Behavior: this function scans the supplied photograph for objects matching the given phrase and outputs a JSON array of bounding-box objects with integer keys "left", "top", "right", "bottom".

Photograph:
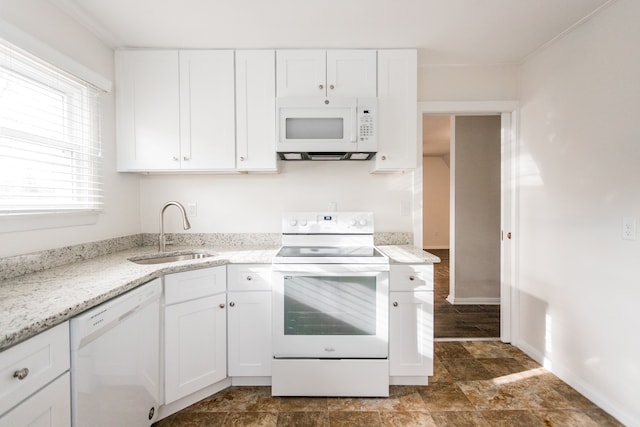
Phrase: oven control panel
[{"left": 282, "top": 211, "right": 374, "bottom": 234}]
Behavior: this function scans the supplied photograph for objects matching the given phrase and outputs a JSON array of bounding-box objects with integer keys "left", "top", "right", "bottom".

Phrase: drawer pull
[
  {"left": 229, "top": 302, "right": 235, "bottom": 307},
  {"left": 13, "top": 368, "right": 29, "bottom": 380},
  {"left": 246, "top": 275, "right": 252, "bottom": 281},
  {"left": 409, "top": 275, "right": 416, "bottom": 281},
  {"left": 219, "top": 303, "right": 225, "bottom": 309},
  {"left": 392, "top": 302, "right": 398, "bottom": 307}
]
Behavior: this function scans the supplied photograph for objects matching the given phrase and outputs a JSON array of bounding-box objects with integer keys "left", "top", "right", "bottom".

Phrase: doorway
[
  {"left": 423, "top": 114, "right": 501, "bottom": 338},
  {"left": 416, "top": 102, "right": 517, "bottom": 342}
]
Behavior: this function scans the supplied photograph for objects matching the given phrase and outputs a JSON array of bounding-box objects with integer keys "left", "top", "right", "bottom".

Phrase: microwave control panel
[{"left": 356, "top": 99, "right": 377, "bottom": 150}]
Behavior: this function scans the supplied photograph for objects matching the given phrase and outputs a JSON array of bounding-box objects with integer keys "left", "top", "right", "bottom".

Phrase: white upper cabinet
[
  {"left": 116, "top": 50, "right": 235, "bottom": 172},
  {"left": 179, "top": 50, "right": 236, "bottom": 170},
  {"left": 326, "top": 50, "right": 377, "bottom": 98},
  {"left": 235, "top": 50, "right": 278, "bottom": 171},
  {"left": 116, "top": 50, "right": 180, "bottom": 171},
  {"left": 276, "top": 50, "right": 376, "bottom": 98},
  {"left": 372, "top": 49, "right": 418, "bottom": 172}
]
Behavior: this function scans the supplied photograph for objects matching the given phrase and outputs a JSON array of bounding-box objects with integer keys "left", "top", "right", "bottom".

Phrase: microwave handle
[{"left": 351, "top": 106, "right": 358, "bottom": 142}]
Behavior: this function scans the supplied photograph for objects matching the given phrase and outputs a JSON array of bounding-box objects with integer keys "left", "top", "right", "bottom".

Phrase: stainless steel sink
[{"left": 129, "top": 252, "right": 213, "bottom": 265}]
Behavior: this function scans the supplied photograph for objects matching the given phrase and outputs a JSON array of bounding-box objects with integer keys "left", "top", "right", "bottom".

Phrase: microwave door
[{"left": 276, "top": 98, "right": 359, "bottom": 152}]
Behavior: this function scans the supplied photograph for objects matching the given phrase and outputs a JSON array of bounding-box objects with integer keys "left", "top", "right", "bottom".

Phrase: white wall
[
  {"left": 139, "top": 162, "right": 415, "bottom": 235},
  {"left": 517, "top": 0, "right": 640, "bottom": 424},
  {"left": 418, "top": 64, "right": 519, "bottom": 102},
  {"left": 422, "top": 156, "right": 450, "bottom": 248},
  {"left": 0, "top": 0, "right": 140, "bottom": 258}
]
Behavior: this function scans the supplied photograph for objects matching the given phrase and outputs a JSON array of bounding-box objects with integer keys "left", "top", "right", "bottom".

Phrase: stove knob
[
  {"left": 300, "top": 220, "right": 308, "bottom": 226},
  {"left": 289, "top": 219, "right": 298, "bottom": 226},
  {"left": 349, "top": 219, "right": 357, "bottom": 226},
  {"left": 359, "top": 219, "right": 368, "bottom": 226}
]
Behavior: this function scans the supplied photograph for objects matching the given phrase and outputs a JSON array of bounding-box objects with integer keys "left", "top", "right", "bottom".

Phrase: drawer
[
  {"left": 390, "top": 265, "right": 434, "bottom": 291},
  {"left": 227, "top": 264, "right": 271, "bottom": 291},
  {"left": 165, "top": 265, "right": 226, "bottom": 305},
  {"left": 0, "top": 322, "right": 70, "bottom": 416}
]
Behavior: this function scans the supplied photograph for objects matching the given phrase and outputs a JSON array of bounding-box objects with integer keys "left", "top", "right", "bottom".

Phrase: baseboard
[
  {"left": 514, "top": 339, "right": 635, "bottom": 426},
  {"left": 446, "top": 295, "right": 500, "bottom": 305},
  {"left": 390, "top": 376, "right": 428, "bottom": 385},
  {"left": 231, "top": 376, "right": 271, "bottom": 386}
]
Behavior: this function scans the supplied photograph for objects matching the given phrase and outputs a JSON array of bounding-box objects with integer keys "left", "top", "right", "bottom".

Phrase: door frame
[{"left": 415, "top": 101, "right": 518, "bottom": 343}]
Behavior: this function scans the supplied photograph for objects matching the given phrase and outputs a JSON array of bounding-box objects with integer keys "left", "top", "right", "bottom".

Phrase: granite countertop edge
[{"left": 1, "top": 244, "right": 438, "bottom": 352}]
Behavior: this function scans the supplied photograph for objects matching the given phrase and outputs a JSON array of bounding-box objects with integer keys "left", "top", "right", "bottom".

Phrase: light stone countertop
[
  {"left": 0, "top": 245, "right": 278, "bottom": 352},
  {"left": 0, "top": 244, "right": 438, "bottom": 352},
  {"left": 377, "top": 245, "right": 441, "bottom": 264}
]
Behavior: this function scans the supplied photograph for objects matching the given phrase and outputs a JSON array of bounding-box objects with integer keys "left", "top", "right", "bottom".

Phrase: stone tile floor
[
  {"left": 428, "top": 249, "right": 501, "bottom": 339},
  {"left": 154, "top": 341, "right": 622, "bottom": 426}
]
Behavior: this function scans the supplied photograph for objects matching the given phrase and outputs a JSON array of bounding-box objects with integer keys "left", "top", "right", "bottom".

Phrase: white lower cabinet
[
  {"left": 0, "top": 372, "right": 70, "bottom": 427},
  {"left": 164, "top": 266, "right": 227, "bottom": 404},
  {"left": 389, "top": 265, "right": 434, "bottom": 384},
  {"left": 0, "top": 322, "right": 70, "bottom": 427},
  {"left": 227, "top": 264, "right": 271, "bottom": 380}
]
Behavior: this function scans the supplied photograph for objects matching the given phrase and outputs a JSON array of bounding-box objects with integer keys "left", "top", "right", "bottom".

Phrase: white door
[
  {"left": 374, "top": 50, "right": 418, "bottom": 171},
  {"left": 0, "top": 373, "right": 70, "bottom": 427},
  {"left": 389, "top": 291, "right": 434, "bottom": 377},
  {"left": 327, "top": 50, "right": 377, "bottom": 98},
  {"left": 276, "top": 50, "right": 326, "bottom": 97},
  {"left": 235, "top": 50, "right": 277, "bottom": 171},
  {"left": 116, "top": 50, "right": 180, "bottom": 171},
  {"left": 227, "top": 292, "right": 272, "bottom": 377},
  {"left": 164, "top": 293, "right": 227, "bottom": 403},
  {"left": 179, "top": 50, "right": 236, "bottom": 170}
]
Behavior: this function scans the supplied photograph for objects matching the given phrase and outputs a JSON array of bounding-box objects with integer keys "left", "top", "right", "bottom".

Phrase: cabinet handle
[
  {"left": 392, "top": 302, "right": 398, "bottom": 307},
  {"left": 183, "top": 156, "right": 190, "bottom": 161},
  {"left": 229, "top": 302, "right": 235, "bottom": 307},
  {"left": 246, "top": 275, "right": 252, "bottom": 281},
  {"left": 318, "top": 84, "right": 324, "bottom": 90},
  {"left": 329, "top": 84, "right": 335, "bottom": 90},
  {"left": 239, "top": 156, "right": 245, "bottom": 161},
  {"left": 172, "top": 156, "right": 179, "bottom": 161},
  {"left": 219, "top": 303, "right": 225, "bottom": 309},
  {"left": 13, "top": 368, "right": 29, "bottom": 380},
  {"left": 381, "top": 155, "right": 386, "bottom": 160},
  {"left": 409, "top": 275, "right": 415, "bottom": 281}
]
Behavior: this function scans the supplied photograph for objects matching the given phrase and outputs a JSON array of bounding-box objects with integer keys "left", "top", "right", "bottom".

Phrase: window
[{"left": 0, "top": 38, "right": 102, "bottom": 215}]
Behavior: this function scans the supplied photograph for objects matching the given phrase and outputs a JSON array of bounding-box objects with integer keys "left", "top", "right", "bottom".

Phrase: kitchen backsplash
[{"left": 0, "top": 232, "right": 413, "bottom": 282}]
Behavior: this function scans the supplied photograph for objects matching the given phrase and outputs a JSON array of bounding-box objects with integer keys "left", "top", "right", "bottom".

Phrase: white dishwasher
[{"left": 70, "top": 278, "right": 161, "bottom": 427}]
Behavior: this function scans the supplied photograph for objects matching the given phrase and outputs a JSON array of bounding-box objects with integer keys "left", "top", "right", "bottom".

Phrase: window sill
[{"left": 0, "top": 211, "right": 100, "bottom": 233}]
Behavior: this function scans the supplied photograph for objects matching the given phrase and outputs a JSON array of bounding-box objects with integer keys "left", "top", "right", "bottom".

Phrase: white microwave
[{"left": 276, "top": 97, "right": 377, "bottom": 160}]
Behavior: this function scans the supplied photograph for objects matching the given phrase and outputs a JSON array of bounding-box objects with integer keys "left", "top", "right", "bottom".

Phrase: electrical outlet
[
  {"left": 622, "top": 217, "right": 636, "bottom": 241},
  {"left": 188, "top": 203, "right": 197, "bottom": 218}
]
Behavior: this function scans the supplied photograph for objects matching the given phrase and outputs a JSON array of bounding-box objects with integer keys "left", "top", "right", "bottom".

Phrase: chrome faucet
[{"left": 159, "top": 201, "right": 191, "bottom": 252}]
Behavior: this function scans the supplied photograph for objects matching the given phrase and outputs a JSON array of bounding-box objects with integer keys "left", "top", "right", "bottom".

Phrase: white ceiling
[{"left": 52, "top": 0, "right": 613, "bottom": 65}]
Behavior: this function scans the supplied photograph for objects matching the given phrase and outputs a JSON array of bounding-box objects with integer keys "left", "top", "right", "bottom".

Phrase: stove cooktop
[{"left": 273, "top": 246, "right": 388, "bottom": 264}]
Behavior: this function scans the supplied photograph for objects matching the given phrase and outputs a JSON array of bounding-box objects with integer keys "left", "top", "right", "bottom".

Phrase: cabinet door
[
  {"left": 179, "top": 50, "right": 236, "bottom": 170},
  {"left": 327, "top": 50, "right": 376, "bottom": 97},
  {"left": 372, "top": 50, "right": 417, "bottom": 172},
  {"left": 227, "top": 292, "right": 272, "bottom": 377},
  {"left": 389, "top": 291, "right": 433, "bottom": 377},
  {"left": 0, "top": 372, "right": 70, "bottom": 427},
  {"left": 164, "top": 293, "right": 227, "bottom": 404},
  {"left": 276, "top": 50, "right": 326, "bottom": 97},
  {"left": 235, "top": 50, "right": 278, "bottom": 171},
  {"left": 116, "top": 50, "right": 180, "bottom": 171}
]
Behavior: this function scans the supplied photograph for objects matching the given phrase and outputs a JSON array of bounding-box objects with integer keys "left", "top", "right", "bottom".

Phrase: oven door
[{"left": 272, "top": 264, "right": 389, "bottom": 359}]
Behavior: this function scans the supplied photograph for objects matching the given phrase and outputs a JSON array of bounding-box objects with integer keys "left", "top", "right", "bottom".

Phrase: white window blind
[{"left": 0, "top": 38, "right": 102, "bottom": 215}]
